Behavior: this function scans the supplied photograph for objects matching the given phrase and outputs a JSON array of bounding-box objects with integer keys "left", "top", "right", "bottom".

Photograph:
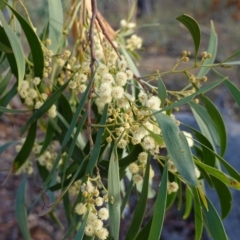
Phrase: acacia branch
[{"left": 96, "top": 14, "right": 122, "bottom": 60}]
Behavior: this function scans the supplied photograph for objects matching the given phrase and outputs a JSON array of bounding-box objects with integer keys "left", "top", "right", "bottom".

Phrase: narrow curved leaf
[
  {"left": 0, "top": 12, "right": 25, "bottom": 87},
  {"left": 221, "top": 48, "right": 240, "bottom": 63},
  {"left": 154, "top": 112, "right": 198, "bottom": 186},
  {"left": 158, "top": 75, "right": 167, "bottom": 107},
  {"left": 200, "top": 95, "right": 227, "bottom": 156},
  {"left": 0, "top": 70, "right": 11, "bottom": 96},
  {"left": 193, "top": 135, "right": 240, "bottom": 182},
  {"left": 189, "top": 101, "right": 219, "bottom": 149},
  {"left": 197, "top": 21, "right": 218, "bottom": 78},
  {"left": 176, "top": 14, "right": 201, "bottom": 62},
  {"left": 223, "top": 60, "right": 240, "bottom": 65},
  {"left": 0, "top": 106, "right": 30, "bottom": 114},
  {"left": 224, "top": 79, "right": 240, "bottom": 108},
  {"left": 195, "top": 160, "right": 240, "bottom": 189},
  {"left": 38, "top": 121, "right": 55, "bottom": 156},
  {"left": 211, "top": 176, "right": 232, "bottom": 219},
  {"left": 0, "top": 83, "right": 17, "bottom": 117},
  {"left": 203, "top": 197, "right": 228, "bottom": 240},
  {"left": 166, "top": 191, "right": 177, "bottom": 210},
  {"left": 148, "top": 160, "right": 168, "bottom": 240},
  {"left": 191, "top": 187, "right": 203, "bottom": 240},
  {"left": 48, "top": 0, "right": 63, "bottom": 54},
  {"left": 125, "top": 158, "right": 150, "bottom": 240},
  {"left": 119, "top": 144, "right": 142, "bottom": 167},
  {"left": 6, "top": 4, "right": 44, "bottom": 78},
  {"left": 86, "top": 104, "right": 108, "bottom": 175},
  {"left": 108, "top": 148, "right": 121, "bottom": 240},
  {"left": 121, "top": 180, "right": 133, "bottom": 214},
  {"left": 74, "top": 213, "right": 89, "bottom": 240},
  {"left": 0, "top": 41, "right": 12, "bottom": 53},
  {"left": 16, "top": 175, "right": 31, "bottom": 240},
  {"left": 183, "top": 187, "right": 193, "bottom": 219},
  {"left": 12, "top": 121, "right": 37, "bottom": 173},
  {"left": 135, "top": 218, "right": 152, "bottom": 240},
  {"left": 188, "top": 125, "right": 216, "bottom": 167}
]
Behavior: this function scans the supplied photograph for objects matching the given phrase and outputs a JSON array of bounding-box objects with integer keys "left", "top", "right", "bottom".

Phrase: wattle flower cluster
[{"left": 75, "top": 180, "right": 109, "bottom": 240}]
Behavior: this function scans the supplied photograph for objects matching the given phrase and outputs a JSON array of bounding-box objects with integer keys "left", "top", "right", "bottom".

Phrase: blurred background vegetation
[{"left": 19, "top": 0, "right": 240, "bottom": 89}]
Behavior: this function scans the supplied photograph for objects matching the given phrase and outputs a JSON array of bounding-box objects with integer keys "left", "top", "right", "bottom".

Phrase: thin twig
[
  {"left": 96, "top": 14, "right": 122, "bottom": 60},
  {"left": 88, "top": 0, "right": 97, "bottom": 152},
  {"left": 133, "top": 73, "right": 152, "bottom": 93}
]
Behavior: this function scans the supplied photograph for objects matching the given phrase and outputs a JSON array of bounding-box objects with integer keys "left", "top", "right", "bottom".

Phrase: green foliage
[{"left": 1, "top": 2, "right": 240, "bottom": 240}]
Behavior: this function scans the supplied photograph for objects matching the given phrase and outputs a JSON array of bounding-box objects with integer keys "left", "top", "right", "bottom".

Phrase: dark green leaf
[
  {"left": 0, "top": 80, "right": 17, "bottom": 118},
  {"left": 211, "top": 176, "right": 232, "bottom": 219},
  {"left": 37, "top": 163, "right": 49, "bottom": 182},
  {"left": 49, "top": 211, "right": 64, "bottom": 230},
  {"left": 200, "top": 95, "right": 227, "bottom": 156},
  {"left": 58, "top": 94, "right": 73, "bottom": 124},
  {"left": 191, "top": 187, "right": 203, "bottom": 240},
  {"left": 189, "top": 101, "right": 219, "bottom": 149},
  {"left": 108, "top": 148, "right": 121, "bottom": 240},
  {"left": 125, "top": 158, "right": 150, "bottom": 240},
  {"left": 192, "top": 130, "right": 240, "bottom": 182},
  {"left": 63, "top": 192, "right": 72, "bottom": 227},
  {"left": 38, "top": 121, "right": 55, "bottom": 156},
  {"left": 121, "top": 180, "right": 133, "bottom": 214},
  {"left": 195, "top": 160, "right": 240, "bottom": 190},
  {"left": 197, "top": 21, "right": 218, "bottom": 78},
  {"left": 176, "top": 14, "right": 201, "bottom": 62},
  {"left": 166, "top": 191, "right": 177, "bottom": 210},
  {"left": 74, "top": 213, "right": 89, "bottom": 240},
  {"left": 224, "top": 79, "right": 240, "bottom": 108},
  {"left": 16, "top": 175, "right": 31, "bottom": 240},
  {"left": 0, "top": 27, "right": 18, "bottom": 77},
  {"left": 148, "top": 160, "right": 168, "bottom": 240},
  {"left": 183, "top": 187, "right": 193, "bottom": 219},
  {"left": 0, "top": 12, "right": 25, "bottom": 86},
  {"left": 0, "top": 70, "right": 11, "bottom": 96},
  {"left": 12, "top": 121, "right": 37, "bottom": 173},
  {"left": 187, "top": 125, "right": 216, "bottom": 167},
  {"left": 154, "top": 112, "right": 198, "bottom": 186},
  {"left": 59, "top": 110, "right": 87, "bottom": 188},
  {"left": 6, "top": 4, "right": 44, "bottom": 78},
  {"left": 158, "top": 75, "right": 167, "bottom": 107},
  {"left": 135, "top": 218, "right": 152, "bottom": 240},
  {"left": 0, "top": 41, "right": 12, "bottom": 53},
  {"left": 119, "top": 144, "right": 143, "bottom": 167},
  {"left": 177, "top": 179, "right": 183, "bottom": 210},
  {"left": 0, "top": 0, "right": 8, "bottom": 9},
  {"left": 203, "top": 197, "right": 228, "bottom": 240},
  {"left": 86, "top": 105, "right": 108, "bottom": 175}
]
